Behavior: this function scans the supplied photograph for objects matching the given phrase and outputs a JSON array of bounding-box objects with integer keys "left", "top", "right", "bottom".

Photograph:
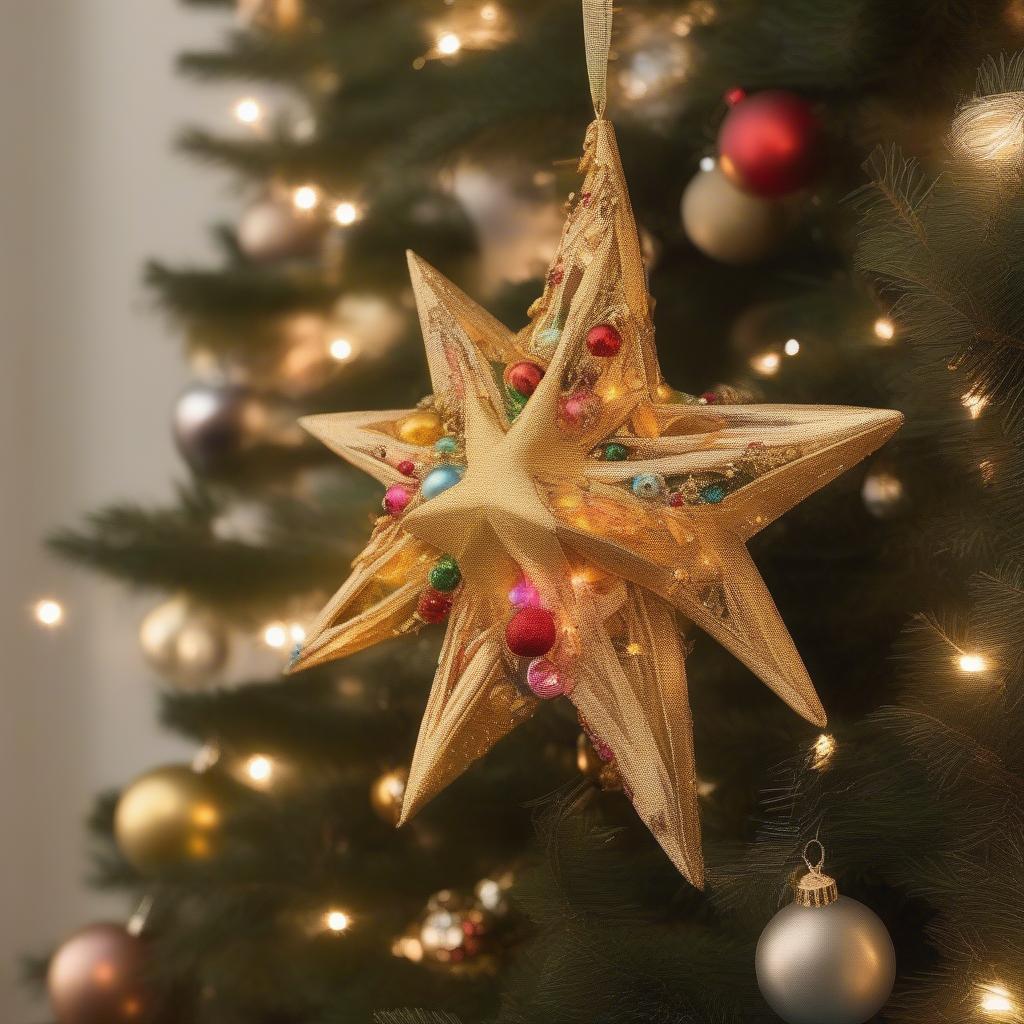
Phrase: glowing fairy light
[
  {"left": 292, "top": 184, "right": 320, "bottom": 211},
  {"left": 244, "top": 754, "right": 274, "bottom": 785},
  {"left": 332, "top": 201, "right": 359, "bottom": 226},
  {"left": 811, "top": 733, "right": 836, "bottom": 769},
  {"left": 958, "top": 652, "right": 987, "bottom": 673},
  {"left": 232, "top": 97, "right": 263, "bottom": 126},
  {"left": 699, "top": 155, "right": 715, "bottom": 172},
  {"left": 962, "top": 389, "right": 989, "bottom": 419},
  {"left": 324, "top": 909, "right": 351, "bottom": 933},
  {"left": 480, "top": 2, "right": 499, "bottom": 20},
  {"left": 784, "top": 338, "right": 801, "bottom": 356},
  {"left": 873, "top": 317, "right": 896, "bottom": 343},
  {"left": 34, "top": 598, "right": 65, "bottom": 628},
  {"left": 952, "top": 94, "right": 1024, "bottom": 163},
  {"left": 263, "top": 622, "right": 288, "bottom": 648},
  {"left": 751, "top": 351, "right": 781, "bottom": 376},
  {"left": 437, "top": 31, "right": 462, "bottom": 55},
  {"left": 329, "top": 337, "right": 353, "bottom": 361},
  {"left": 289, "top": 623, "right": 306, "bottom": 643},
  {"left": 979, "top": 982, "right": 1014, "bottom": 1015}
]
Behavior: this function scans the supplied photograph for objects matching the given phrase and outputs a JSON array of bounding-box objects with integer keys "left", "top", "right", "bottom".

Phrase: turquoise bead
[
  {"left": 701, "top": 483, "right": 726, "bottom": 504},
  {"left": 422, "top": 464, "right": 464, "bottom": 500},
  {"left": 434, "top": 436, "right": 459, "bottom": 455},
  {"left": 631, "top": 474, "right": 663, "bottom": 499},
  {"left": 537, "top": 327, "right": 562, "bottom": 347}
]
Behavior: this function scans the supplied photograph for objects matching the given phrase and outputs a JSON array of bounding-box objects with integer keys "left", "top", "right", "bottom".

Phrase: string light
[
  {"left": 784, "top": 338, "right": 801, "bottom": 356},
  {"left": 751, "top": 351, "right": 781, "bottom": 376},
  {"left": 962, "top": 388, "right": 989, "bottom": 419},
  {"left": 289, "top": 623, "right": 306, "bottom": 644},
  {"left": 264, "top": 622, "right": 288, "bottom": 648},
  {"left": 292, "top": 184, "right": 320, "bottom": 211},
  {"left": 958, "top": 652, "right": 987, "bottom": 673},
  {"left": 34, "top": 598, "right": 64, "bottom": 628},
  {"left": 873, "top": 317, "right": 896, "bottom": 343},
  {"left": 244, "top": 754, "right": 274, "bottom": 785},
  {"left": 811, "top": 733, "right": 836, "bottom": 770},
  {"left": 323, "top": 909, "right": 351, "bottom": 933},
  {"left": 979, "top": 982, "right": 1015, "bottom": 1015},
  {"left": 437, "top": 31, "right": 462, "bottom": 55},
  {"left": 232, "top": 97, "right": 263, "bottom": 126},
  {"left": 332, "top": 201, "right": 359, "bottom": 226}
]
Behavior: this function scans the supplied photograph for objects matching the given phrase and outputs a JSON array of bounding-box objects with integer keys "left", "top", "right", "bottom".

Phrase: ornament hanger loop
[
  {"left": 803, "top": 839, "right": 827, "bottom": 875},
  {"left": 582, "top": 0, "right": 613, "bottom": 119}
]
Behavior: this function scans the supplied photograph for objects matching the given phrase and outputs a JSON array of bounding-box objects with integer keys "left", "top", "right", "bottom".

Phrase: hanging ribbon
[{"left": 582, "top": 0, "right": 613, "bottom": 118}]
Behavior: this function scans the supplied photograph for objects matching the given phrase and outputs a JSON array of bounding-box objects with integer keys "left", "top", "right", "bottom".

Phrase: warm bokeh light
[
  {"left": 244, "top": 754, "right": 274, "bottom": 784},
  {"left": 263, "top": 622, "right": 288, "bottom": 648},
  {"left": 437, "top": 31, "right": 462, "bottom": 55},
  {"left": 292, "top": 184, "right": 320, "bottom": 211},
  {"left": 698, "top": 155, "right": 715, "bottom": 172},
  {"left": 873, "top": 317, "right": 896, "bottom": 342},
  {"left": 233, "top": 97, "right": 263, "bottom": 125},
  {"left": 962, "top": 389, "right": 989, "bottom": 419},
  {"left": 979, "top": 982, "right": 1014, "bottom": 1015},
  {"left": 329, "top": 337, "right": 354, "bottom": 361},
  {"left": 332, "top": 201, "right": 359, "bottom": 226},
  {"left": 958, "top": 653, "right": 987, "bottom": 673},
  {"left": 751, "top": 351, "right": 781, "bottom": 376},
  {"left": 480, "top": 2, "right": 499, "bottom": 21},
  {"left": 811, "top": 733, "right": 836, "bottom": 769},
  {"left": 34, "top": 598, "right": 64, "bottom": 628},
  {"left": 289, "top": 622, "right": 306, "bottom": 643},
  {"left": 324, "top": 909, "right": 351, "bottom": 933},
  {"left": 784, "top": 338, "right": 800, "bottom": 356}
]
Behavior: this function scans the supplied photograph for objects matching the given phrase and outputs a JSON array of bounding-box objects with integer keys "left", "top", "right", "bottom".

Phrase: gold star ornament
[{"left": 289, "top": 117, "right": 902, "bottom": 887}]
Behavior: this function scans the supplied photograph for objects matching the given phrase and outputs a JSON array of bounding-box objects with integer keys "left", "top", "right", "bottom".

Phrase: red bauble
[
  {"left": 396, "top": 459, "right": 417, "bottom": 477},
  {"left": 506, "top": 607, "right": 557, "bottom": 658},
  {"left": 47, "top": 923, "right": 148, "bottom": 1024},
  {"left": 417, "top": 587, "right": 453, "bottom": 624},
  {"left": 504, "top": 360, "right": 545, "bottom": 398},
  {"left": 718, "top": 91, "right": 820, "bottom": 198},
  {"left": 585, "top": 323, "right": 623, "bottom": 357}
]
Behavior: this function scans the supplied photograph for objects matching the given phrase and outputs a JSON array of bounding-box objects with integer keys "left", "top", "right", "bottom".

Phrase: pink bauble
[
  {"left": 508, "top": 576, "right": 542, "bottom": 609},
  {"left": 558, "top": 388, "right": 602, "bottom": 430},
  {"left": 526, "top": 658, "right": 565, "bottom": 699},
  {"left": 504, "top": 360, "right": 545, "bottom": 398},
  {"left": 506, "top": 607, "right": 557, "bottom": 658},
  {"left": 384, "top": 484, "right": 412, "bottom": 516}
]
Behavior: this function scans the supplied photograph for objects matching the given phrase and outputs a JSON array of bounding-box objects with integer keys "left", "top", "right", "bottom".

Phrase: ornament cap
[{"left": 793, "top": 840, "right": 839, "bottom": 907}]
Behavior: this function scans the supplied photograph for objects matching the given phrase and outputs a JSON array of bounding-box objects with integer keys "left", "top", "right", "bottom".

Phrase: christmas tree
[{"left": 35, "top": 2, "right": 1024, "bottom": 1023}]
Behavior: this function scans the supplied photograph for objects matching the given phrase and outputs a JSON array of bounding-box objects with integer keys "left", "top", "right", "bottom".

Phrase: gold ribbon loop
[{"left": 582, "top": 0, "right": 613, "bottom": 118}]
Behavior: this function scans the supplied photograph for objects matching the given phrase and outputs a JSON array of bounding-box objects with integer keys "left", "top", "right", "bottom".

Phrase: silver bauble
[
  {"left": 681, "top": 165, "right": 790, "bottom": 265},
  {"left": 172, "top": 381, "right": 265, "bottom": 474},
  {"left": 237, "top": 194, "right": 321, "bottom": 262},
  {"left": 139, "top": 595, "right": 230, "bottom": 688},
  {"left": 756, "top": 859, "right": 895, "bottom": 1024}
]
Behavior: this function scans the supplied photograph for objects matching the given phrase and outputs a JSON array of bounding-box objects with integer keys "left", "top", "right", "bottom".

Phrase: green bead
[
  {"left": 434, "top": 436, "right": 459, "bottom": 455},
  {"left": 505, "top": 387, "right": 529, "bottom": 421},
  {"left": 428, "top": 557, "right": 462, "bottom": 593},
  {"left": 603, "top": 442, "right": 629, "bottom": 461}
]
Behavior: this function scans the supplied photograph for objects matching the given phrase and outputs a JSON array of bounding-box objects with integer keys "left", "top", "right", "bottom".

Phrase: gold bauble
[
  {"left": 114, "top": 765, "right": 225, "bottom": 873},
  {"left": 139, "top": 596, "right": 229, "bottom": 689},
  {"left": 396, "top": 409, "right": 444, "bottom": 446},
  {"left": 369, "top": 767, "right": 408, "bottom": 826}
]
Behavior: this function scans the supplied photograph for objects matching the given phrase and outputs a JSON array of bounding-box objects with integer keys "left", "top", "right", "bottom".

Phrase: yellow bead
[
  {"left": 655, "top": 382, "right": 676, "bottom": 403},
  {"left": 397, "top": 409, "right": 444, "bottom": 446}
]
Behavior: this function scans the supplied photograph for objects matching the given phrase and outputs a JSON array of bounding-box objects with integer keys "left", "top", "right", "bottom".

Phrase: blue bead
[
  {"left": 537, "top": 327, "right": 562, "bottom": 347},
  {"left": 434, "top": 436, "right": 459, "bottom": 455},
  {"left": 701, "top": 484, "right": 726, "bottom": 504},
  {"left": 631, "top": 473, "right": 663, "bottom": 499},
  {"left": 422, "top": 464, "right": 465, "bottom": 500}
]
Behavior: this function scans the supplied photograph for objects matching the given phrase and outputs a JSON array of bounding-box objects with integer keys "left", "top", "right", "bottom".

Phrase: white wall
[{"left": 1, "top": 2, "right": 239, "bottom": 1017}]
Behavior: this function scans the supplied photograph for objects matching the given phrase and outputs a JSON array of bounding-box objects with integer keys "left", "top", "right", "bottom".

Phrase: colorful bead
[
  {"left": 508, "top": 576, "right": 542, "bottom": 609},
  {"left": 396, "top": 460, "right": 417, "bottom": 477},
  {"left": 669, "top": 492, "right": 686, "bottom": 508},
  {"left": 503, "top": 360, "right": 545, "bottom": 398},
  {"left": 547, "top": 265, "right": 564, "bottom": 286},
  {"left": 383, "top": 484, "right": 412, "bottom": 516},
  {"left": 505, "top": 387, "right": 529, "bottom": 421},
  {"left": 506, "top": 607, "right": 557, "bottom": 658},
  {"left": 602, "top": 442, "right": 629, "bottom": 461},
  {"left": 701, "top": 483, "right": 727, "bottom": 504},
  {"left": 434, "top": 436, "right": 459, "bottom": 455},
  {"left": 631, "top": 474, "right": 663, "bottom": 499},
  {"left": 428, "top": 557, "right": 462, "bottom": 593},
  {"left": 537, "top": 326, "right": 562, "bottom": 349},
  {"left": 526, "top": 658, "right": 565, "bottom": 699},
  {"left": 421, "top": 464, "right": 464, "bottom": 500},
  {"left": 417, "top": 587, "right": 453, "bottom": 624},
  {"left": 558, "top": 388, "right": 602, "bottom": 430},
  {"left": 701, "top": 390, "right": 718, "bottom": 405},
  {"left": 397, "top": 408, "right": 444, "bottom": 446},
  {"left": 585, "top": 323, "right": 623, "bottom": 357}
]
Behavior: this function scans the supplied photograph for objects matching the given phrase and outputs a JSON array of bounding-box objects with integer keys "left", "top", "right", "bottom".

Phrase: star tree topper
[{"left": 289, "top": 118, "right": 902, "bottom": 887}]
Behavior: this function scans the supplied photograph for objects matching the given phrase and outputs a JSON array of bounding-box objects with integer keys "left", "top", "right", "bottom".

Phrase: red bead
[
  {"left": 417, "top": 587, "right": 453, "bottom": 624},
  {"left": 503, "top": 360, "right": 545, "bottom": 398},
  {"left": 505, "top": 607, "right": 557, "bottom": 658},
  {"left": 547, "top": 264, "right": 564, "bottom": 286},
  {"left": 586, "top": 323, "right": 623, "bottom": 357},
  {"left": 718, "top": 91, "right": 820, "bottom": 198},
  {"left": 669, "top": 492, "right": 685, "bottom": 508},
  {"left": 396, "top": 460, "right": 416, "bottom": 477},
  {"left": 701, "top": 390, "right": 718, "bottom": 404}
]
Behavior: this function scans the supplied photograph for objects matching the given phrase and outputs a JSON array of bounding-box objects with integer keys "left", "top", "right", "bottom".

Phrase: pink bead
[
  {"left": 383, "top": 485, "right": 412, "bottom": 516},
  {"left": 526, "top": 658, "right": 565, "bottom": 699},
  {"left": 508, "top": 576, "right": 542, "bottom": 609},
  {"left": 557, "top": 389, "right": 602, "bottom": 430}
]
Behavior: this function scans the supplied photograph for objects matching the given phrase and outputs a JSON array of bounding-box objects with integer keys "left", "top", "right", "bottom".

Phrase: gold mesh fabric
[{"left": 289, "top": 117, "right": 902, "bottom": 887}]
